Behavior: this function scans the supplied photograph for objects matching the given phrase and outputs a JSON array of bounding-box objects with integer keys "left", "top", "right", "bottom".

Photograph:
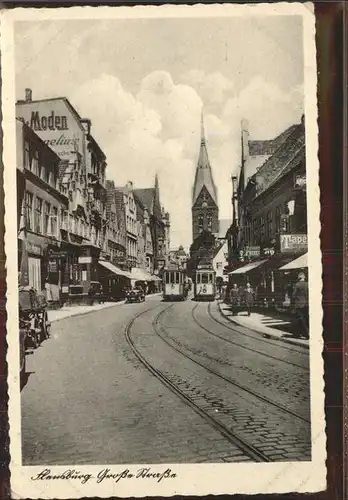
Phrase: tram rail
[
  {"left": 190, "top": 303, "right": 309, "bottom": 372},
  {"left": 124, "top": 305, "right": 271, "bottom": 463}
]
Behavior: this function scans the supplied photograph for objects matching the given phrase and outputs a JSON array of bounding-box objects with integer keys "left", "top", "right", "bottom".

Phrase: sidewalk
[
  {"left": 218, "top": 301, "right": 309, "bottom": 349},
  {"left": 47, "top": 293, "right": 163, "bottom": 323}
]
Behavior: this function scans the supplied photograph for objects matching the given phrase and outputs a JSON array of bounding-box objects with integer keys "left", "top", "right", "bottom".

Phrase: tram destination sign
[{"left": 280, "top": 234, "right": 307, "bottom": 253}]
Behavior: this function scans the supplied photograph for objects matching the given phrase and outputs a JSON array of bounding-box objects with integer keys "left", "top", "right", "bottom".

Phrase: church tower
[{"left": 191, "top": 113, "right": 219, "bottom": 243}]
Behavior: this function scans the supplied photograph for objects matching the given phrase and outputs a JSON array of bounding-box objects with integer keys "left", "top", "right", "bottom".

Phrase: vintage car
[
  {"left": 125, "top": 287, "right": 145, "bottom": 303},
  {"left": 19, "top": 286, "right": 50, "bottom": 349},
  {"left": 88, "top": 281, "right": 105, "bottom": 303}
]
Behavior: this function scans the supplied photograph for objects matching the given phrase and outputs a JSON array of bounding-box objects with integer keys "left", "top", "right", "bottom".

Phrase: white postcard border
[{"left": 2, "top": 3, "right": 326, "bottom": 498}]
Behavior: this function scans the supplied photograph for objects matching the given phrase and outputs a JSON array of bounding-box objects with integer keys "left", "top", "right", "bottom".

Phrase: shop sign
[
  {"left": 280, "top": 234, "right": 307, "bottom": 253},
  {"left": 244, "top": 246, "right": 260, "bottom": 258},
  {"left": 48, "top": 260, "right": 58, "bottom": 273},
  {"left": 17, "top": 99, "right": 84, "bottom": 160},
  {"left": 49, "top": 251, "right": 67, "bottom": 259},
  {"left": 263, "top": 247, "right": 275, "bottom": 256},
  {"left": 78, "top": 256, "right": 92, "bottom": 264},
  {"left": 26, "top": 241, "right": 42, "bottom": 256}
]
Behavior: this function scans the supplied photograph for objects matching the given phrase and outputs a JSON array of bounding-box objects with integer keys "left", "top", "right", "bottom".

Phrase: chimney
[{"left": 25, "top": 88, "right": 32, "bottom": 102}]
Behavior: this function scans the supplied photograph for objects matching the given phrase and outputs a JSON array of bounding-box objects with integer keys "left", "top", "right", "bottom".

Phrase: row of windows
[
  {"left": 25, "top": 191, "right": 59, "bottom": 237},
  {"left": 244, "top": 206, "right": 283, "bottom": 245},
  {"left": 126, "top": 215, "right": 137, "bottom": 235},
  {"left": 24, "top": 140, "right": 58, "bottom": 190},
  {"left": 198, "top": 214, "right": 213, "bottom": 229}
]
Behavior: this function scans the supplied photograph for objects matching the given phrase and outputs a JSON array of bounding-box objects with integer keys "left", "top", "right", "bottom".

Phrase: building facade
[
  {"left": 16, "top": 118, "right": 69, "bottom": 302},
  {"left": 134, "top": 174, "right": 170, "bottom": 275},
  {"left": 114, "top": 182, "right": 138, "bottom": 270},
  {"left": 105, "top": 180, "right": 127, "bottom": 267},
  {"left": 16, "top": 89, "right": 108, "bottom": 302},
  {"left": 191, "top": 115, "right": 219, "bottom": 244},
  {"left": 227, "top": 116, "right": 307, "bottom": 305}
]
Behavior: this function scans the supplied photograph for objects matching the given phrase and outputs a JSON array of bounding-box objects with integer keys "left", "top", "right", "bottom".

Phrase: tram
[
  {"left": 193, "top": 267, "right": 216, "bottom": 301},
  {"left": 163, "top": 266, "right": 189, "bottom": 301}
]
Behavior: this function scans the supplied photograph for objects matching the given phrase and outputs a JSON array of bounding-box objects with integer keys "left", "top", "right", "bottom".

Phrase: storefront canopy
[
  {"left": 228, "top": 259, "right": 269, "bottom": 275},
  {"left": 279, "top": 253, "right": 307, "bottom": 271},
  {"left": 131, "top": 267, "right": 153, "bottom": 282},
  {"left": 98, "top": 260, "right": 131, "bottom": 279}
]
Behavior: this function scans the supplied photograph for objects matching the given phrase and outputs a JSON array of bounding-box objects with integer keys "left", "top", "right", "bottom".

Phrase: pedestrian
[
  {"left": 229, "top": 283, "right": 239, "bottom": 315},
  {"left": 244, "top": 282, "right": 255, "bottom": 316},
  {"left": 292, "top": 272, "right": 309, "bottom": 339}
]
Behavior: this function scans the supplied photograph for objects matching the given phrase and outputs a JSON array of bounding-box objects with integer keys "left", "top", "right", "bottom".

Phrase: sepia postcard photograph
[{"left": 2, "top": 3, "right": 326, "bottom": 498}]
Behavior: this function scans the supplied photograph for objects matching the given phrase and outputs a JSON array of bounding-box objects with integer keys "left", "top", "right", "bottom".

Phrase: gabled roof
[
  {"left": 192, "top": 114, "right": 218, "bottom": 206},
  {"left": 134, "top": 188, "right": 155, "bottom": 214},
  {"left": 249, "top": 124, "right": 298, "bottom": 156}
]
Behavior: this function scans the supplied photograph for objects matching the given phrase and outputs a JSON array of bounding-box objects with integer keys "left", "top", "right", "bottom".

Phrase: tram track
[
  {"left": 155, "top": 306, "right": 310, "bottom": 424},
  {"left": 124, "top": 305, "right": 271, "bottom": 463},
  {"left": 190, "top": 302, "right": 308, "bottom": 372}
]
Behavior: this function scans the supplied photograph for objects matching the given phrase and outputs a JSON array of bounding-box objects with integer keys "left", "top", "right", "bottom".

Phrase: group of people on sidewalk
[{"left": 220, "top": 272, "right": 309, "bottom": 339}]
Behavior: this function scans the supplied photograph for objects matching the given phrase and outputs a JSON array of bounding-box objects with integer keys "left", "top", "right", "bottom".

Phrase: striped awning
[
  {"left": 228, "top": 259, "right": 268, "bottom": 275},
  {"left": 279, "top": 253, "right": 307, "bottom": 271},
  {"left": 98, "top": 260, "right": 131, "bottom": 278}
]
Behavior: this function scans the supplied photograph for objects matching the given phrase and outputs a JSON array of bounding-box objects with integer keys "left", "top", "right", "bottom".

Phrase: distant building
[
  {"left": 191, "top": 114, "right": 219, "bottom": 244},
  {"left": 114, "top": 181, "right": 138, "bottom": 270},
  {"left": 134, "top": 174, "right": 170, "bottom": 274},
  {"left": 105, "top": 180, "right": 127, "bottom": 267},
  {"left": 168, "top": 245, "right": 188, "bottom": 269}
]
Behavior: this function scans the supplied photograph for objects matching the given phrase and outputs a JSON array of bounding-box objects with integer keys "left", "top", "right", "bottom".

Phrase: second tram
[
  {"left": 163, "top": 267, "right": 189, "bottom": 301},
  {"left": 193, "top": 267, "right": 216, "bottom": 301}
]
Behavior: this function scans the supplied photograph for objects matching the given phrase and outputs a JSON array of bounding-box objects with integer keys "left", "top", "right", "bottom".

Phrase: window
[
  {"left": 260, "top": 216, "right": 265, "bottom": 239},
  {"left": 34, "top": 197, "right": 43, "bottom": 233},
  {"left": 207, "top": 216, "right": 212, "bottom": 230},
  {"left": 70, "top": 215, "right": 75, "bottom": 234},
  {"left": 51, "top": 207, "right": 58, "bottom": 237},
  {"left": 24, "top": 141, "right": 30, "bottom": 170},
  {"left": 45, "top": 165, "right": 50, "bottom": 184},
  {"left": 32, "top": 149, "right": 39, "bottom": 176},
  {"left": 198, "top": 214, "right": 204, "bottom": 227},
  {"left": 28, "top": 257, "right": 41, "bottom": 291},
  {"left": 202, "top": 273, "right": 209, "bottom": 284},
  {"left": 24, "top": 191, "right": 33, "bottom": 230},
  {"left": 267, "top": 211, "right": 273, "bottom": 237},
  {"left": 275, "top": 206, "right": 281, "bottom": 233},
  {"left": 44, "top": 202, "right": 51, "bottom": 235}
]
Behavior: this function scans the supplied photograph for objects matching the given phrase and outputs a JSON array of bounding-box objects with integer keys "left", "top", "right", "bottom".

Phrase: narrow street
[{"left": 21, "top": 294, "right": 311, "bottom": 465}]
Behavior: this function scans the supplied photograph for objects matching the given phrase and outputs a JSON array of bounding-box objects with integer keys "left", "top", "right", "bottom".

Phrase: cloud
[
  {"left": 68, "top": 71, "right": 303, "bottom": 248},
  {"left": 223, "top": 76, "right": 304, "bottom": 139},
  {"left": 181, "top": 69, "right": 235, "bottom": 105}
]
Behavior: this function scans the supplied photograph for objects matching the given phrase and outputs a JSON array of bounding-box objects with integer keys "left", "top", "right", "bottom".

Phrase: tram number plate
[{"left": 198, "top": 285, "right": 208, "bottom": 294}]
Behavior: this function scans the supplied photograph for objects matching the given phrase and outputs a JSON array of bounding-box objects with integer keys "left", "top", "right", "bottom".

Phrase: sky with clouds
[{"left": 14, "top": 15, "right": 304, "bottom": 249}]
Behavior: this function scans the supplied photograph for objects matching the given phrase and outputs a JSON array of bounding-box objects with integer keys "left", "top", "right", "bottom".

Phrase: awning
[
  {"left": 131, "top": 267, "right": 152, "bottom": 282},
  {"left": 98, "top": 260, "right": 131, "bottom": 278},
  {"left": 228, "top": 259, "right": 269, "bottom": 275},
  {"left": 279, "top": 253, "right": 307, "bottom": 271}
]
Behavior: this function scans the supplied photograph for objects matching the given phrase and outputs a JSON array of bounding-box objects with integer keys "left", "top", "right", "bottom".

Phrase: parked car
[
  {"left": 88, "top": 281, "right": 105, "bottom": 303},
  {"left": 125, "top": 287, "right": 145, "bottom": 303}
]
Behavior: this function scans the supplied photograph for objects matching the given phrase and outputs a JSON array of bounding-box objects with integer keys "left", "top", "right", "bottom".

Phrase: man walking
[
  {"left": 244, "top": 282, "right": 255, "bottom": 316},
  {"left": 292, "top": 272, "right": 309, "bottom": 339},
  {"left": 229, "top": 283, "right": 239, "bottom": 315}
]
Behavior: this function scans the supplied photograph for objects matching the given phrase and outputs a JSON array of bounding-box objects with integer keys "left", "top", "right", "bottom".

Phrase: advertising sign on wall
[
  {"left": 244, "top": 246, "right": 260, "bottom": 258},
  {"left": 280, "top": 234, "right": 307, "bottom": 253},
  {"left": 16, "top": 98, "right": 85, "bottom": 161}
]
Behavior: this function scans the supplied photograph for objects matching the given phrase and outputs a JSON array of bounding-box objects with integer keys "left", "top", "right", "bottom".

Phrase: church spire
[{"left": 192, "top": 111, "right": 218, "bottom": 206}]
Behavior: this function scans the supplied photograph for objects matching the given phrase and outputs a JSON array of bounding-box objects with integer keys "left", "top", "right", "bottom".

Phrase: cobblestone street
[{"left": 21, "top": 294, "right": 311, "bottom": 465}]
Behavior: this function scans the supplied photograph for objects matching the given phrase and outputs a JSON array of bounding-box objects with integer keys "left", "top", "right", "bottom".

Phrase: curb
[
  {"left": 48, "top": 293, "right": 164, "bottom": 324},
  {"left": 48, "top": 301, "right": 124, "bottom": 323},
  {"left": 217, "top": 301, "right": 309, "bottom": 350}
]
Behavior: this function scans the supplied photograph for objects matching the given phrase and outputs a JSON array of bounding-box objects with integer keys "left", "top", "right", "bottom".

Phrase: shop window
[
  {"left": 32, "top": 149, "right": 39, "bottom": 176},
  {"left": 275, "top": 206, "right": 281, "bottom": 233},
  {"left": 44, "top": 202, "right": 51, "bottom": 235},
  {"left": 267, "top": 210, "right": 273, "bottom": 237},
  {"left": 51, "top": 207, "right": 58, "bottom": 237},
  {"left": 34, "top": 197, "right": 43, "bottom": 234},
  {"left": 25, "top": 191, "right": 33, "bottom": 230},
  {"left": 24, "top": 141, "right": 30, "bottom": 170},
  {"left": 28, "top": 257, "right": 41, "bottom": 291}
]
